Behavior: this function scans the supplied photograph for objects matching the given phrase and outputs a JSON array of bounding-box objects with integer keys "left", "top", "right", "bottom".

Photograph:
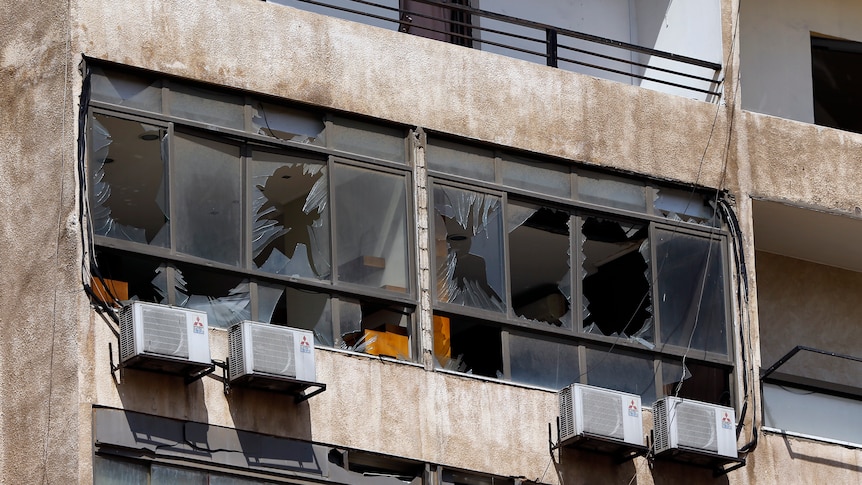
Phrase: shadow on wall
[
  {"left": 553, "top": 447, "right": 732, "bottom": 485},
  {"left": 115, "top": 367, "right": 210, "bottom": 425},
  {"left": 227, "top": 386, "right": 313, "bottom": 442},
  {"left": 780, "top": 433, "right": 862, "bottom": 473}
]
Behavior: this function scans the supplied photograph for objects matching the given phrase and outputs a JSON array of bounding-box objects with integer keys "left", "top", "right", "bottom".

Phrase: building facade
[{"left": 1, "top": 0, "right": 861, "bottom": 483}]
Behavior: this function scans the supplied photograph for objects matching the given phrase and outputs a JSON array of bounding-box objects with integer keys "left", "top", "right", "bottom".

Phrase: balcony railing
[{"left": 272, "top": 0, "right": 724, "bottom": 99}]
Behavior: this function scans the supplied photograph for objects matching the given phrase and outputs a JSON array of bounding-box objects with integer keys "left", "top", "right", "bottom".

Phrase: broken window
[
  {"left": 337, "top": 299, "right": 413, "bottom": 360},
  {"left": 662, "top": 359, "right": 731, "bottom": 406},
  {"left": 87, "top": 65, "right": 416, "bottom": 360},
  {"left": 89, "top": 113, "right": 169, "bottom": 246},
  {"left": 654, "top": 187, "right": 719, "bottom": 226},
  {"left": 434, "top": 185, "right": 505, "bottom": 311},
  {"left": 581, "top": 216, "right": 653, "bottom": 345},
  {"left": 251, "top": 150, "right": 330, "bottom": 279},
  {"left": 334, "top": 164, "right": 411, "bottom": 293},
  {"left": 654, "top": 229, "right": 727, "bottom": 355},
  {"left": 508, "top": 203, "right": 571, "bottom": 327},
  {"left": 252, "top": 102, "right": 325, "bottom": 143},
  {"left": 434, "top": 314, "right": 502, "bottom": 378}
]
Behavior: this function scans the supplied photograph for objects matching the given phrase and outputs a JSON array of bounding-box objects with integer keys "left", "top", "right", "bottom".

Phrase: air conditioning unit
[
  {"left": 228, "top": 321, "right": 316, "bottom": 392},
  {"left": 653, "top": 397, "right": 737, "bottom": 464},
  {"left": 558, "top": 383, "right": 645, "bottom": 454},
  {"left": 119, "top": 301, "right": 212, "bottom": 376}
]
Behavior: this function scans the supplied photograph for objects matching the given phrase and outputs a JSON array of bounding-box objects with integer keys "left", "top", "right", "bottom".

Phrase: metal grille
[
  {"left": 653, "top": 399, "right": 670, "bottom": 453},
  {"left": 676, "top": 402, "right": 718, "bottom": 452},
  {"left": 251, "top": 325, "right": 296, "bottom": 378},
  {"left": 140, "top": 305, "right": 189, "bottom": 358},
  {"left": 228, "top": 324, "right": 245, "bottom": 379},
  {"left": 581, "top": 387, "right": 623, "bottom": 440},
  {"left": 558, "top": 385, "right": 575, "bottom": 440},
  {"left": 119, "top": 305, "right": 135, "bottom": 361}
]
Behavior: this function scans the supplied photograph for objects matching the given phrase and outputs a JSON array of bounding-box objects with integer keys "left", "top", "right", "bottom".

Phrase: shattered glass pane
[
  {"left": 655, "top": 230, "right": 727, "bottom": 355},
  {"left": 334, "top": 164, "right": 410, "bottom": 293},
  {"left": 338, "top": 298, "right": 412, "bottom": 360},
  {"left": 434, "top": 186, "right": 505, "bottom": 312},
  {"left": 434, "top": 315, "right": 502, "bottom": 378},
  {"left": 92, "top": 248, "right": 165, "bottom": 304},
  {"left": 508, "top": 203, "right": 572, "bottom": 327},
  {"left": 329, "top": 116, "right": 406, "bottom": 163},
  {"left": 252, "top": 102, "right": 325, "bottom": 144},
  {"left": 89, "top": 66, "right": 162, "bottom": 112},
  {"left": 509, "top": 333, "right": 579, "bottom": 390},
  {"left": 426, "top": 138, "right": 495, "bottom": 181},
  {"left": 262, "top": 284, "right": 333, "bottom": 348},
  {"left": 578, "top": 172, "right": 647, "bottom": 212},
  {"left": 663, "top": 359, "right": 731, "bottom": 405},
  {"left": 173, "top": 132, "right": 242, "bottom": 266},
  {"left": 90, "top": 114, "right": 169, "bottom": 246},
  {"left": 581, "top": 216, "right": 652, "bottom": 343},
  {"left": 175, "top": 264, "right": 250, "bottom": 330},
  {"left": 502, "top": 154, "right": 572, "bottom": 199},
  {"left": 655, "top": 188, "right": 719, "bottom": 226},
  {"left": 170, "top": 83, "right": 245, "bottom": 130},
  {"left": 585, "top": 347, "right": 656, "bottom": 403},
  {"left": 251, "top": 150, "right": 330, "bottom": 279}
]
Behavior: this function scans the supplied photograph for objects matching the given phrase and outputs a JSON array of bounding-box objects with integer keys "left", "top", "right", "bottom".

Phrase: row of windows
[{"left": 85, "top": 63, "right": 734, "bottom": 404}]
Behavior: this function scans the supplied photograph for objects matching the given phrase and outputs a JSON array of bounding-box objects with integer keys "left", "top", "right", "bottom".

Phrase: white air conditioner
[
  {"left": 653, "top": 397, "right": 737, "bottom": 462},
  {"left": 558, "top": 383, "right": 644, "bottom": 450},
  {"left": 228, "top": 321, "right": 316, "bottom": 391},
  {"left": 119, "top": 301, "right": 211, "bottom": 375}
]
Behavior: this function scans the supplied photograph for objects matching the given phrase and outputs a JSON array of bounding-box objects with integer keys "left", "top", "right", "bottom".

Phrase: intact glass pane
[
  {"left": 578, "top": 172, "right": 646, "bottom": 212},
  {"left": 174, "top": 132, "right": 242, "bottom": 266},
  {"left": 333, "top": 164, "right": 410, "bottom": 292},
  {"left": 251, "top": 150, "right": 330, "bottom": 279},
  {"left": 90, "top": 113, "right": 169, "bottom": 246},
  {"left": 329, "top": 116, "right": 406, "bottom": 163},
  {"left": 585, "top": 348, "right": 656, "bottom": 403},
  {"left": 509, "top": 334, "right": 579, "bottom": 390},
  {"left": 763, "top": 382, "right": 862, "bottom": 446},
  {"left": 508, "top": 203, "right": 572, "bottom": 327},
  {"left": 170, "top": 83, "right": 245, "bottom": 130},
  {"left": 502, "top": 155, "right": 572, "bottom": 198},
  {"left": 426, "top": 138, "right": 495, "bottom": 181},
  {"left": 655, "top": 230, "right": 727, "bottom": 355},
  {"left": 151, "top": 464, "right": 207, "bottom": 485},
  {"left": 90, "top": 65, "right": 162, "bottom": 112},
  {"left": 93, "top": 455, "right": 148, "bottom": 485},
  {"left": 434, "top": 186, "right": 505, "bottom": 312}
]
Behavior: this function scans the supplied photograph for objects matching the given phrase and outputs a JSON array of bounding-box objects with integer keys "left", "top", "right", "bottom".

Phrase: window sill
[{"left": 762, "top": 426, "right": 862, "bottom": 450}]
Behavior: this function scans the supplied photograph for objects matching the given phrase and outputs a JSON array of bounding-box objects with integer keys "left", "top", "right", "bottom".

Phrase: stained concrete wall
[
  {"left": 0, "top": 1, "right": 90, "bottom": 484},
  {"left": 4, "top": 0, "right": 862, "bottom": 483}
]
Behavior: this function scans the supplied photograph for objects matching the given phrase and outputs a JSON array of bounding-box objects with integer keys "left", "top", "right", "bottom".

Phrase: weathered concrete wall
[{"left": 0, "top": 1, "right": 89, "bottom": 484}]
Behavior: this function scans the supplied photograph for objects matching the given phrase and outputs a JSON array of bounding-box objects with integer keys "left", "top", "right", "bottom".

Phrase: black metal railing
[{"left": 276, "top": 0, "right": 723, "bottom": 98}]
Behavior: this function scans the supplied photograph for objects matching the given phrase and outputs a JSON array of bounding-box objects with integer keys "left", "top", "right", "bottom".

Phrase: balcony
[{"left": 270, "top": 0, "right": 723, "bottom": 101}]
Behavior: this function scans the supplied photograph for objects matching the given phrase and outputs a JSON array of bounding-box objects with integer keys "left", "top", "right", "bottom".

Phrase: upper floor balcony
[{"left": 269, "top": 0, "right": 724, "bottom": 102}]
